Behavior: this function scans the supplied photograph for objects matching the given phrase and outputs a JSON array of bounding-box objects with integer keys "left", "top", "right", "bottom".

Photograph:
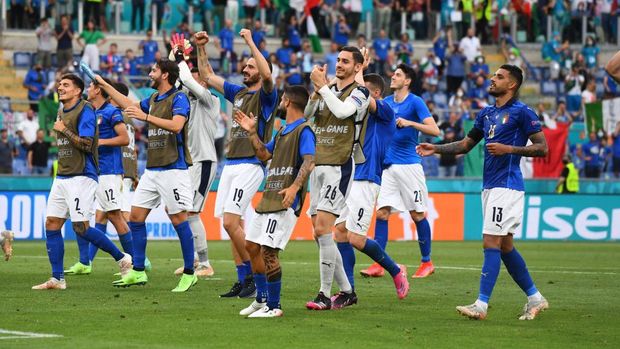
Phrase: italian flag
[
  {"left": 305, "top": 3, "right": 323, "bottom": 53},
  {"left": 585, "top": 97, "right": 620, "bottom": 133}
]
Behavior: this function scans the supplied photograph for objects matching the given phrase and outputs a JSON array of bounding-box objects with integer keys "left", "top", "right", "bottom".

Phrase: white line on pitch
[{"left": 0, "top": 329, "right": 62, "bottom": 340}]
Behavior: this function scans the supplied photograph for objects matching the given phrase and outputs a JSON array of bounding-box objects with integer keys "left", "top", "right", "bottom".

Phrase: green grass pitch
[{"left": 1, "top": 241, "right": 619, "bottom": 348}]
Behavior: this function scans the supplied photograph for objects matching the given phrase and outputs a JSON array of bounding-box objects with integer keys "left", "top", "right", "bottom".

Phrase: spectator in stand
[
  {"left": 459, "top": 27, "right": 481, "bottom": 63},
  {"left": 10, "top": 0, "right": 26, "bottom": 29},
  {"left": 35, "top": 18, "right": 54, "bottom": 70},
  {"left": 373, "top": 29, "right": 391, "bottom": 75},
  {"left": 123, "top": 49, "right": 141, "bottom": 83},
  {"left": 150, "top": 0, "right": 166, "bottom": 30},
  {"left": 395, "top": 32, "right": 413, "bottom": 65},
  {"left": 571, "top": 143, "right": 586, "bottom": 176},
  {"left": 27, "top": 129, "right": 51, "bottom": 175},
  {"left": 300, "top": 41, "right": 314, "bottom": 87},
  {"left": 252, "top": 20, "right": 267, "bottom": 47},
  {"left": 581, "top": 35, "right": 600, "bottom": 70},
  {"left": 435, "top": 128, "right": 460, "bottom": 177},
  {"left": 374, "top": 0, "right": 392, "bottom": 36},
  {"left": 565, "top": 66, "right": 585, "bottom": 114},
  {"left": 554, "top": 99, "right": 572, "bottom": 123},
  {"left": 23, "top": 65, "right": 47, "bottom": 112},
  {"left": 139, "top": 30, "right": 160, "bottom": 67},
  {"left": 601, "top": 137, "right": 613, "bottom": 177},
  {"left": 445, "top": 43, "right": 467, "bottom": 95},
  {"left": 0, "top": 129, "right": 15, "bottom": 174},
  {"left": 288, "top": 15, "right": 302, "bottom": 52},
  {"left": 78, "top": 19, "right": 106, "bottom": 71},
  {"left": 258, "top": 40, "right": 270, "bottom": 59},
  {"left": 84, "top": 0, "right": 102, "bottom": 26},
  {"left": 440, "top": 111, "right": 463, "bottom": 138},
  {"left": 600, "top": 0, "right": 617, "bottom": 44},
  {"left": 100, "top": 43, "right": 123, "bottom": 78},
  {"left": 12, "top": 130, "right": 29, "bottom": 175},
  {"left": 213, "top": 0, "right": 227, "bottom": 32},
  {"left": 132, "top": 0, "right": 146, "bottom": 32},
  {"left": 54, "top": 15, "right": 74, "bottom": 70},
  {"left": 613, "top": 122, "right": 620, "bottom": 178},
  {"left": 356, "top": 34, "right": 367, "bottom": 49},
  {"left": 219, "top": 19, "right": 235, "bottom": 66},
  {"left": 420, "top": 49, "right": 441, "bottom": 86},
  {"left": 470, "top": 55, "right": 490, "bottom": 79},
  {"left": 346, "top": 0, "right": 363, "bottom": 37},
  {"left": 276, "top": 38, "right": 293, "bottom": 67},
  {"left": 448, "top": 88, "right": 465, "bottom": 113},
  {"left": 432, "top": 27, "right": 450, "bottom": 65},
  {"left": 583, "top": 132, "right": 602, "bottom": 178},
  {"left": 468, "top": 74, "right": 490, "bottom": 109},
  {"left": 333, "top": 14, "right": 351, "bottom": 47},
  {"left": 18, "top": 108, "right": 40, "bottom": 145},
  {"left": 242, "top": 0, "right": 258, "bottom": 27},
  {"left": 325, "top": 42, "right": 339, "bottom": 80},
  {"left": 581, "top": 80, "right": 597, "bottom": 106},
  {"left": 460, "top": 98, "right": 473, "bottom": 121},
  {"left": 268, "top": 53, "right": 281, "bottom": 85},
  {"left": 284, "top": 52, "right": 303, "bottom": 86}
]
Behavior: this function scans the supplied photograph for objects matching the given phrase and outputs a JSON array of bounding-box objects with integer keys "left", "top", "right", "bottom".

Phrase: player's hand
[
  {"left": 239, "top": 29, "right": 254, "bottom": 46},
  {"left": 53, "top": 119, "right": 66, "bottom": 132},
  {"left": 279, "top": 184, "right": 299, "bottom": 209},
  {"left": 170, "top": 33, "right": 193, "bottom": 62},
  {"left": 486, "top": 142, "right": 512, "bottom": 156},
  {"left": 416, "top": 143, "right": 436, "bottom": 156},
  {"left": 310, "top": 64, "right": 328, "bottom": 90},
  {"left": 132, "top": 178, "right": 139, "bottom": 191},
  {"left": 396, "top": 117, "right": 411, "bottom": 128},
  {"left": 125, "top": 106, "right": 148, "bottom": 121},
  {"left": 361, "top": 47, "right": 371, "bottom": 70},
  {"left": 194, "top": 31, "right": 209, "bottom": 46},
  {"left": 233, "top": 109, "right": 257, "bottom": 133}
]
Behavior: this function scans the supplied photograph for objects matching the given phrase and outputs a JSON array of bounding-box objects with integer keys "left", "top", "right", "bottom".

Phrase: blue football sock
[
  {"left": 128, "top": 222, "right": 147, "bottom": 271},
  {"left": 76, "top": 234, "right": 90, "bottom": 265},
  {"left": 361, "top": 238, "right": 401, "bottom": 277},
  {"left": 118, "top": 232, "right": 134, "bottom": 257},
  {"left": 89, "top": 223, "right": 107, "bottom": 261},
  {"left": 82, "top": 227, "right": 124, "bottom": 261},
  {"left": 374, "top": 218, "right": 389, "bottom": 250},
  {"left": 236, "top": 264, "right": 246, "bottom": 283},
  {"left": 415, "top": 218, "right": 432, "bottom": 262},
  {"left": 174, "top": 221, "right": 195, "bottom": 273},
  {"left": 337, "top": 242, "right": 356, "bottom": 289},
  {"left": 243, "top": 260, "right": 252, "bottom": 278},
  {"left": 266, "top": 280, "right": 282, "bottom": 309},
  {"left": 254, "top": 273, "right": 267, "bottom": 302},
  {"left": 46, "top": 229, "right": 64, "bottom": 280},
  {"left": 501, "top": 248, "right": 538, "bottom": 296},
  {"left": 478, "top": 248, "right": 501, "bottom": 303}
]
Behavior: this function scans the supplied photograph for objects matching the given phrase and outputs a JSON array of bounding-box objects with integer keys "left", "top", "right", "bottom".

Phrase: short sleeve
[
  {"left": 110, "top": 108, "right": 124, "bottom": 126},
  {"left": 298, "top": 127, "right": 316, "bottom": 157},
  {"left": 412, "top": 96, "right": 432, "bottom": 122},
  {"left": 473, "top": 109, "right": 485, "bottom": 132},
  {"left": 78, "top": 107, "right": 96, "bottom": 138},
  {"left": 259, "top": 87, "right": 278, "bottom": 121},
  {"left": 223, "top": 81, "right": 244, "bottom": 103},
  {"left": 265, "top": 139, "right": 275, "bottom": 154},
  {"left": 520, "top": 106, "right": 542, "bottom": 136},
  {"left": 140, "top": 96, "right": 151, "bottom": 113},
  {"left": 171, "top": 93, "right": 190, "bottom": 118},
  {"left": 374, "top": 100, "right": 395, "bottom": 123}
]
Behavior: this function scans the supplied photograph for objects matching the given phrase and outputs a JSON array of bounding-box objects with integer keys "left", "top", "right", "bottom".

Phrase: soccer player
[
  {"left": 303, "top": 46, "right": 370, "bottom": 310},
  {"left": 235, "top": 86, "right": 315, "bottom": 318},
  {"left": 368, "top": 64, "right": 440, "bottom": 279},
  {"left": 334, "top": 70, "right": 409, "bottom": 301},
  {"left": 33, "top": 74, "right": 133, "bottom": 290},
  {"left": 417, "top": 64, "right": 550, "bottom": 320},
  {"left": 170, "top": 36, "right": 219, "bottom": 278},
  {"left": 605, "top": 50, "right": 620, "bottom": 83},
  {"left": 96, "top": 57, "right": 198, "bottom": 292},
  {"left": 64, "top": 77, "right": 132, "bottom": 275},
  {"left": 197, "top": 29, "right": 277, "bottom": 298},
  {"left": 1, "top": 230, "right": 14, "bottom": 261}
]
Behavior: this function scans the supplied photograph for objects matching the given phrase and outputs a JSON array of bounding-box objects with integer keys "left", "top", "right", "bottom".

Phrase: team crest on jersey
[
  {"left": 501, "top": 113, "right": 509, "bottom": 125},
  {"left": 97, "top": 116, "right": 102, "bottom": 125}
]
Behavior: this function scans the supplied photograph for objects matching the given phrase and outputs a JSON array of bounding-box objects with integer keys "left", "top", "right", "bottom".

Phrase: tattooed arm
[
  {"left": 486, "top": 131, "right": 548, "bottom": 157},
  {"left": 279, "top": 154, "right": 315, "bottom": 209},
  {"left": 233, "top": 110, "right": 272, "bottom": 161},
  {"left": 53, "top": 119, "right": 94, "bottom": 152},
  {"left": 417, "top": 136, "right": 481, "bottom": 156}
]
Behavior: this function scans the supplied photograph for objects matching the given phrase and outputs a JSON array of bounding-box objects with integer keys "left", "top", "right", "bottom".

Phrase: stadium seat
[
  {"left": 13, "top": 52, "right": 32, "bottom": 68},
  {"left": 0, "top": 96, "right": 11, "bottom": 113}
]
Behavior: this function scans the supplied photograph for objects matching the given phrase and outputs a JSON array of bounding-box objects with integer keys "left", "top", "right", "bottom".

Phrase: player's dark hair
[
  {"left": 190, "top": 67, "right": 200, "bottom": 74},
  {"left": 99, "top": 77, "right": 114, "bottom": 99},
  {"left": 499, "top": 64, "right": 524, "bottom": 91},
  {"left": 113, "top": 81, "right": 129, "bottom": 97},
  {"left": 363, "top": 73, "right": 385, "bottom": 95},
  {"left": 339, "top": 46, "right": 364, "bottom": 64},
  {"left": 283, "top": 85, "right": 309, "bottom": 112},
  {"left": 397, "top": 64, "right": 416, "bottom": 88},
  {"left": 60, "top": 73, "right": 85, "bottom": 94},
  {"left": 156, "top": 58, "right": 180, "bottom": 85}
]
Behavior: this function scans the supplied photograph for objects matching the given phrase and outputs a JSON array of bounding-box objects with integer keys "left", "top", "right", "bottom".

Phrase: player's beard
[
  {"left": 243, "top": 72, "right": 260, "bottom": 87},
  {"left": 150, "top": 78, "right": 160, "bottom": 89},
  {"left": 276, "top": 103, "right": 287, "bottom": 120},
  {"left": 336, "top": 66, "right": 354, "bottom": 80}
]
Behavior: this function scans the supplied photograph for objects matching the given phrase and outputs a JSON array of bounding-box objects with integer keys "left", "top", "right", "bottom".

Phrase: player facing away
[
  {"left": 417, "top": 64, "right": 550, "bottom": 320},
  {"left": 97, "top": 58, "right": 198, "bottom": 292},
  {"left": 170, "top": 37, "right": 220, "bottom": 278},
  {"left": 234, "top": 86, "right": 316, "bottom": 318},
  {"left": 1, "top": 230, "right": 14, "bottom": 261},
  {"left": 333, "top": 70, "right": 409, "bottom": 301},
  {"left": 368, "top": 64, "right": 440, "bottom": 279},
  {"left": 64, "top": 77, "right": 133, "bottom": 275},
  {"left": 33, "top": 74, "right": 133, "bottom": 290},
  {"left": 198, "top": 29, "right": 277, "bottom": 298},
  {"left": 303, "top": 46, "right": 370, "bottom": 310}
]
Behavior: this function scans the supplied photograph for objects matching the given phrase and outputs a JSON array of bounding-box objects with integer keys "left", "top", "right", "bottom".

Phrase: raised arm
[
  {"left": 94, "top": 75, "right": 139, "bottom": 109},
  {"left": 195, "top": 31, "right": 226, "bottom": 94},
  {"left": 233, "top": 109, "right": 272, "bottom": 161},
  {"left": 240, "top": 28, "right": 274, "bottom": 93},
  {"left": 178, "top": 60, "right": 214, "bottom": 107}
]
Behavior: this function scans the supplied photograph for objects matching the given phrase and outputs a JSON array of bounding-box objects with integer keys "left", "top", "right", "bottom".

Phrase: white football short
[
  {"left": 214, "top": 163, "right": 264, "bottom": 217},
  {"left": 246, "top": 208, "right": 298, "bottom": 250},
  {"left": 481, "top": 187, "right": 524, "bottom": 236},
  {"left": 132, "top": 169, "right": 193, "bottom": 215},
  {"left": 189, "top": 160, "right": 217, "bottom": 213},
  {"left": 46, "top": 176, "right": 97, "bottom": 222},
  {"left": 307, "top": 158, "right": 355, "bottom": 217},
  {"left": 121, "top": 177, "right": 133, "bottom": 213},
  {"left": 377, "top": 164, "right": 428, "bottom": 213},
  {"left": 95, "top": 174, "right": 124, "bottom": 212},
  {"left": 335, "top": 180, "right": 380, "bottom": 235}
]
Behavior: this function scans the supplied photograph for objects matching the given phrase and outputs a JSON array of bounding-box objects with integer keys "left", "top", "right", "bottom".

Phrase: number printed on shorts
[
  {"left": 104, "top": 189, "right": 115, "bottom": 202},
  {"left": 324, "top": 185, "right": 338, "bottom": 201},
  {"left": 233, "top": 188, "right": 244, "bottom": 203},
  {"left": 357, "top": 208, "right": 364, "bottom": 221},
  {"left": 173, "top": 188, "right": 180, "bottom": 201},
  {"left": 413, "top": 190, "right": 422, "bottom": 203},
  {"left": 491, "top": 207, "right": 503, "bottom": 223},
  {"left": 266, "top": 218, "right": 277, "bottom": 235},
  {"left": 74, "top": 198, "right": 80, "bottom": 211}
]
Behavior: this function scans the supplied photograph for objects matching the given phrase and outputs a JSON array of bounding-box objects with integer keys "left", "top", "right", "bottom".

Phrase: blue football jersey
[
  {"left": 97, "top": 102, "right": 125, "bottom": 175},
  {"left": 355, "top": 100, "right": 396, "bottom": 185},
  {"left": 474, "top": 99, "right": 542, "bottom": 191},
  {"left": 384, "top": 93, "right": 432, "bottom": 166}
]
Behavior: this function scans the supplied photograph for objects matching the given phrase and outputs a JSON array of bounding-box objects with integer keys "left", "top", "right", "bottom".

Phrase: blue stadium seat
[
  {"left": 540, "top": 80, "right": 557, "bottom": 95},
  {"left": 0, "top": 96, "right": 11, "bottom": 112},
  {"left": 13, "top": 52, "right": 32, "bottom": 68}
]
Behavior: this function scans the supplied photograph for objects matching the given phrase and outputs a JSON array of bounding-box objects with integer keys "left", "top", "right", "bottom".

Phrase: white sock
[
  {"left": 474, "top": 299, "right": 489, "bottom": 311},
  {"left": 317, "top": 234, "right": 337, "bottom": 295},
  {"left": 188, "top": 215, "right": 209, "bottom": 265},
  {"left": 333, "top": 249, "right": 352, "bottom": 293},
  {"left": 527, "top": 291, "right": 543, "bottom": 302}
]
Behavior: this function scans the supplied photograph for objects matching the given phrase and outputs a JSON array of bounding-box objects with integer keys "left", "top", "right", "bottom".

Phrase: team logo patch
[
  {"left": 501, "top": 113, "right": 509, "bottom": 124},
  {"left": 97, "top": 116, "right": 102, "bottom": 125}
]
